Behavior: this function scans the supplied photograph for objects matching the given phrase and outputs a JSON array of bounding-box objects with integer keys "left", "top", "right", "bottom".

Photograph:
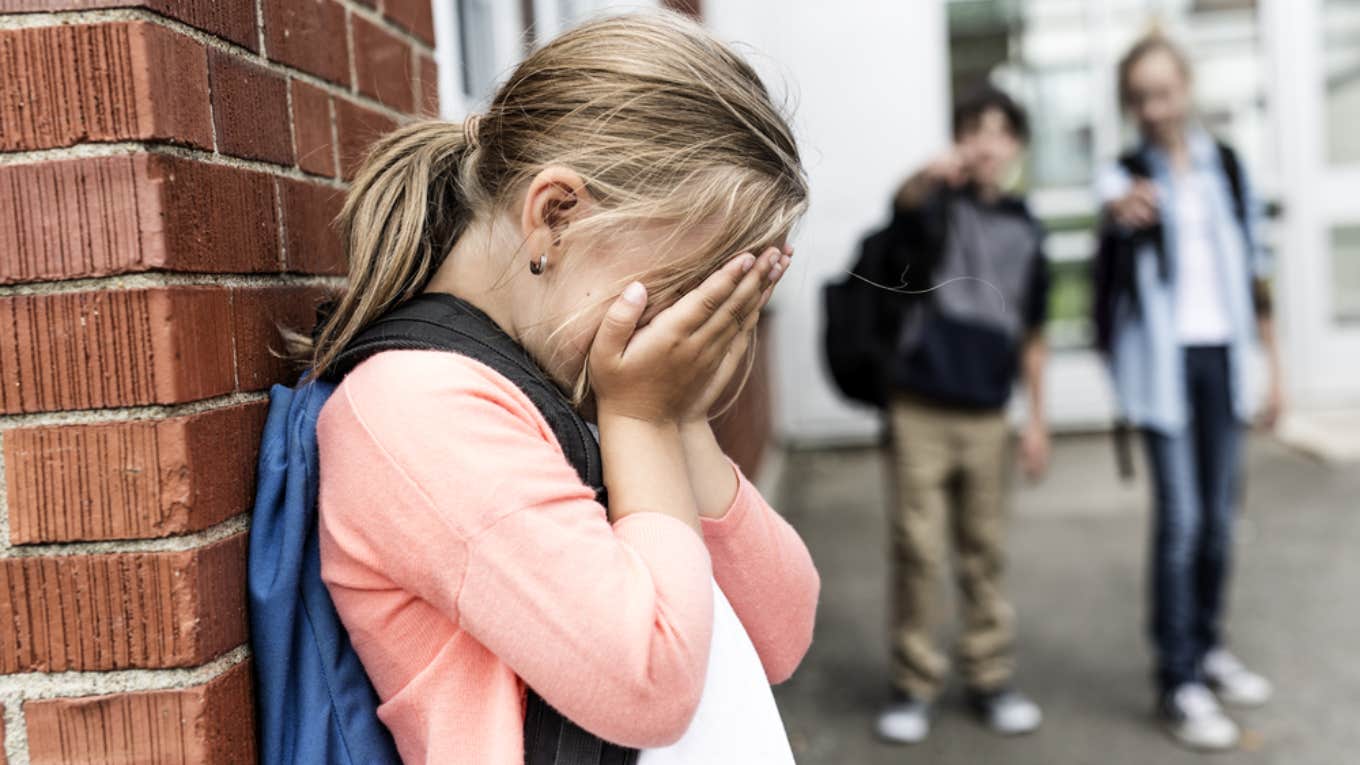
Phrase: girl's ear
[{"left": 520, "top": 166, "right": 595, "bottom": 263}]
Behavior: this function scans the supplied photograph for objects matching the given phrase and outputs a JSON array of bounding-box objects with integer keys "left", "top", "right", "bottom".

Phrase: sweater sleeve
[
  {"left": 318, "top": 351, "right": 714, "bottom": 748},
  {"left": 699, "top": 463, "right": 819, "bottom": 684}
]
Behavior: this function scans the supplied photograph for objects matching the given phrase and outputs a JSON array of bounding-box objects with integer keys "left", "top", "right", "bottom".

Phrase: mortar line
[
  {"left": 254, "top": 0, "right": 267, "bottom": 55},
  {"left": 0, "top": 391, "right": 270, "bottom": 432},
  {"left": 0, "top": 140, "right": 349, "bottom": 188},
  {"left": 0, "top": 645, "right": 250, "bottom": 701},
  {"left": 346, "top": 7, "right": 360, "bottom": 99},
  {"left": 273, "top": 179, "right": 290, "bottom": 273},
  {"left": 0, "top": 514, "right": 250, "bottom": 559},
  {"left": 0, "top": 271, "right": 345, "bottom": 298},
  {"left": 2, "top": 690, "right": 29, "bottom": 765},
  {"left": 329, "top": 91, "right": 343, "bottom": 178}
]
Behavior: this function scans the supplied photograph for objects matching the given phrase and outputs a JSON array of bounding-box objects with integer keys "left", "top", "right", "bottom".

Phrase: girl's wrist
[{"left": 598, "top": 410, "right": 683, "bottom": 438}]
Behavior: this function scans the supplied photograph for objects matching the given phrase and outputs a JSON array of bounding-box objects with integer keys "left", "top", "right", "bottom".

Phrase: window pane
[
  {"left": 1333, "top": 225, "right": 1360, "bottom": 324},
  {"left": 457, "top": 0, "right": 497, "bottom": 101},
  {"left": 1324, "top": 0, "right": 1360, "bottom": 165},
  {"left": 1027, "top": 67, "right": 1095, "bottom": 187}
]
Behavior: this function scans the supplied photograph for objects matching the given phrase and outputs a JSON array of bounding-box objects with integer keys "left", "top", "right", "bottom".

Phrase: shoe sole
[
  {"left": 989, "top": 723, "right": 1041, "bottom": 737},
  {"left": 873, "top": 730, "right": 928, "bottom": 746},
  {"left": 1210, "top": 688, "right": 1271, "bottom": 709},
  {"left": 1161, "top": 722, "right": 1239, "bottom": 752}
]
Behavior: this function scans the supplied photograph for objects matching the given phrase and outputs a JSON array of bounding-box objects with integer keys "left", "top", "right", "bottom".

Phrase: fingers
[
  {"left": 700, "top": 248, "right": 784, "bottom": 344},
  {"left": 751, "top": 250, "right": 791, "bottom": 325},
  {"left": 665, "top": 252, "right": 759, "bottom": 335},
  {"left": 1113, "top": 194, "right": 1158, "bottom": 229},
  {"left": 591, "top": 281, "right": 648, "bottom": 361},
  {"left": 1122, "top": 181, "right": 1160, "bottom": 228}
]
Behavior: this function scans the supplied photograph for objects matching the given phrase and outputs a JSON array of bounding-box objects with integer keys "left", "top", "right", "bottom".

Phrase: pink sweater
[{"left": 316, "top": 350, "right": 820, "bottom": 764}]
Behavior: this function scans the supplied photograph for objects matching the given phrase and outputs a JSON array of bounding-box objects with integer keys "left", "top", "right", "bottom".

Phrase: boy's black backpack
[
  {"left": 822, "top": 205, "right": 941, "bottom": 409},
  {"left": 248, "top": 291, "right": 637, "bottom": 765},
  {"left": 822, "top": 227, "right": 896, "bottom": 408},
  {"left": 1090, "top": 141, "right": 1253, "bottom": 355}
]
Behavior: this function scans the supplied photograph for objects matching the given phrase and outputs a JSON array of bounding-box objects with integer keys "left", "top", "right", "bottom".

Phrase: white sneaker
[
  {"left": 1204, "top": 648, "right": 1273, "bottom": 707},
  {"left": 1162, "top": 683, "right": 1240, "bottom": 751},
  {"left": 875, "top": 692, "right": 930, "bottom": 744},
  {"left": 971, "top": 687, "right": 1043, "bottom": 735}
]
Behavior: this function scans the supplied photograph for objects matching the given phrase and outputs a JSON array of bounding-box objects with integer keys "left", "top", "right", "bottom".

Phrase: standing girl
[
  {"left": 306, "top": 13, "right": 818, "bottom": 764},
  {"left": 1099, "top": 34, "right": 1282, "bottom": 751}
]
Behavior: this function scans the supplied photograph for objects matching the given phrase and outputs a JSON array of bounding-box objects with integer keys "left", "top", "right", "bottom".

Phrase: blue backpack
[{"left": 248, "top": 292, "right": 638, "bottom": 765}]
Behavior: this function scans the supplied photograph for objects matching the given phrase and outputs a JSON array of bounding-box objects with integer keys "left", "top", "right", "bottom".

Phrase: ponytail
[
  {"left": 286, "top": 12, "right": 808, "bottom": 392},
  {"left": 306, "top": 120, "right": 475, "bottom": 375}
]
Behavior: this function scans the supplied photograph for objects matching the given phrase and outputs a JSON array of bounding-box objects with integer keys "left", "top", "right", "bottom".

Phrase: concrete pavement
[{"left": 772, "top": 434, "right": 1359, "bottom": 765}]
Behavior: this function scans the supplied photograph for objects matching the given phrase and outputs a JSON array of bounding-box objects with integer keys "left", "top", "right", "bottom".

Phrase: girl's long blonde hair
[{"left": 304, "top": 11, "right": 808, "bottom": 397}]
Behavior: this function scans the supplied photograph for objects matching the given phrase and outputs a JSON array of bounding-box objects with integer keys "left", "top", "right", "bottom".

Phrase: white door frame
[{"left": 1264, "top": 0, "right": 1360, "bottom": 407}]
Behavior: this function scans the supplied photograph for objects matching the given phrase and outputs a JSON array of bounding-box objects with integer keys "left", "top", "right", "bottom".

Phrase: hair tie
[{"left": 464, "top": 113, "right": 483, "bottom": 150}]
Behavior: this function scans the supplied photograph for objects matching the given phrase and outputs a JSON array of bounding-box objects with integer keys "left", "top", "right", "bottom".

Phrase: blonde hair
[
  {"left": 304, "top": 11, "right": 808, "bottom": 398},
  {"left": 1117, "top": 31, "right": 1192, "bottom": 109}
]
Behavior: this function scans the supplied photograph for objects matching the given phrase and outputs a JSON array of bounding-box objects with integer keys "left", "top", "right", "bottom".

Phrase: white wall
[{"left": 704, "top": 1, "right": 952, "bottom": 444}]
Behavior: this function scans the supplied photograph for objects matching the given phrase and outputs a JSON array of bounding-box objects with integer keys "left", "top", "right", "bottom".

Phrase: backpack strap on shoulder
[
  {"left": 325, "top": 293, "right": 603, "bottom": 494},
  {"left": 326, "top": 292, "right": 633, "bottom": 765},
  {"left": 1215, "top": 141, "right": 1249, "bottom": 232},
  {"left": 1118, "top": 149, "right": 1152, "bottom": 179},
  {"left": 1214, "top": 140, "right": 1272, "bottom": 317},
  {"left": 1111, "top": 148, "right": 1170, "bottom": 283}
]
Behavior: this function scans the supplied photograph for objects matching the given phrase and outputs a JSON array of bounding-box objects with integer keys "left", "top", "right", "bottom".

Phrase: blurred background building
[{"left": 440, "top": 0, "right": 1359, "bottom": 453}]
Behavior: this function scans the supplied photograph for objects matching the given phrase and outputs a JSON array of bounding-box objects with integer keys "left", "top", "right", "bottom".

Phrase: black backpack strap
[
  {"left": 1117, "top": 149, "right": 1170, "bottom": 283},
  {"left": 326, "top": 293, "right": 603, "bottom": 491},
  {"left": 1215, "top": 141, "right": 1272, "bottom": 317},
  {"left": 326, "top": 292, "right": 636, "bottom": 765},
  {"left": 1216, "top": 141, "right": 1249, "bottom": 233}
]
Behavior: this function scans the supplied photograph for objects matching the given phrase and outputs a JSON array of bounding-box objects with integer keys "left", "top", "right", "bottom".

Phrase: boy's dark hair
[{"left": 953, "top": 85, "right": 1030, "bottom": 143}]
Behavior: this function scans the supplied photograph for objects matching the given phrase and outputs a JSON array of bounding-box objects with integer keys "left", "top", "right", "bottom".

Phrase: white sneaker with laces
[
  {"left": 1162, "top": 683, "right": 1240, "bottom": 751},
  {"left": 1204, "top": 648, "right": 1273, "bottom": 707},
  {"left": 875, "top": 692, "right": 930, "bottom": 744}
]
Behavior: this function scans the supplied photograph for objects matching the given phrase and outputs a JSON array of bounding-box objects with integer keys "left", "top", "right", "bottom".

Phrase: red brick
[
  {"left": 262, "top": 0, "right": 350, "bottom": 86},
  {"left": 4, "top": 403, "right": 268, "bottom": 544},
  {"left": 0, "top": 287, "right": 236, "bottom": 414},
  {"left": 231, "top": 285, "right": 330, "bottom": 391},
  {"left": 0, "top": 154, "right": 280, "bottom": 284},
  {"left": 0, "top": 22, "right": 211, "bottom": 152},
  {"left": 0, "top": 534, "right": 247, "bottom": 673},
  {"left": 417, "top": 53, "right": 440, "bottom": 117},
  {"left": 3, "top": 1, "right": 258, "bottom": 50},
  {"left": 384, "top": 0, "right": 436, "bottom": 46},
  {"left": 290, "top": 79, "right": 336, "bottom": 177},
  {"left": 150, "top": 155, "right": 282, "bottom": 273},
  {"left": 25, "top": 660, "right": 255, "bottom": 765},
  {"left": 278, "top": 179, "right": 345, "bottom": 275},
  {"left": 353, "top": 15, "right": 414, "bottom": 112},
  {"left": 209, "top": 49, "right": 293, "bottom": 165},
  {"left": 334, "top": 97, "right": 399, "bottom": 181}
]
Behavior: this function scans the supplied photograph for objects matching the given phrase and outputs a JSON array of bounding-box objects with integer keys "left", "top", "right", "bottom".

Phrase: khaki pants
[{"left": 886, "top": 394, "right": 1016, "bottom": 700}]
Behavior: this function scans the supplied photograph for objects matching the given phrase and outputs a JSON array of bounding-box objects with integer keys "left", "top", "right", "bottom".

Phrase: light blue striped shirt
[{"left": 1095, "top": 128, "right": 1268, "bottom": 435}]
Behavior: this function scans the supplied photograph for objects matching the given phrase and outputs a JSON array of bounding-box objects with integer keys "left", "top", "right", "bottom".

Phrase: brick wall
[{"left": 0, "top": 1, "right": 435, "bottom": 762}]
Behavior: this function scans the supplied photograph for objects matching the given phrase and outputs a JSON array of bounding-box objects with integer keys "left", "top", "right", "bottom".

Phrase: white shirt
[
  {"left": 638, "top": 581, "right": 795, "bottom": 765},
  {"left": 1172, "top": 170, "right": 1233, "bottom": 345}
]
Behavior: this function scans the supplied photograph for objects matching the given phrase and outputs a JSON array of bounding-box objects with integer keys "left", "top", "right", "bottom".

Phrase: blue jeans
[{"left": 1142, "top": 346, "right": 1243, "bottom": 693}]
